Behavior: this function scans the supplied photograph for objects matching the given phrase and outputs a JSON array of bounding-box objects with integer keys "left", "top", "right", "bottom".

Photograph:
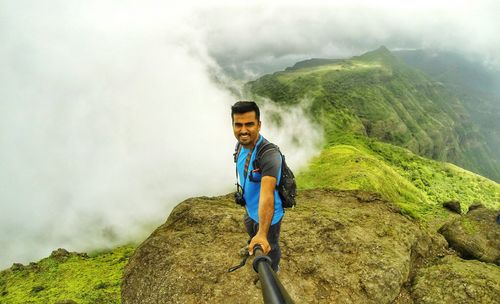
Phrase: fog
[
  {"left": 199, "top": 0, "right": 500, "bottom": 77},
  {"left": 1, "top": 0, "right": 498, "bottom": 268}
]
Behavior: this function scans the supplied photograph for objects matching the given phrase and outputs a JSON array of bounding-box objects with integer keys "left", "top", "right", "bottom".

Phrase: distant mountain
[
  {"left": 246, "top": 46, "right": 500, "bottom": 181},
  {"left": 394, "top": 49, "right": 500, "bottom": 177}
]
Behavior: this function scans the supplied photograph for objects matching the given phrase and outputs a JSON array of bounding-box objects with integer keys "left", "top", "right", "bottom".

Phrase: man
[{"left": 231, "top": 101, "right": 284, "bottom": 272}]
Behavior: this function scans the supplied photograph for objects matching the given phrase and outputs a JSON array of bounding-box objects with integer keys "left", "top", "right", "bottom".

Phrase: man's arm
[{"left": 248, "top": 175, "right": 276, "bottom": 255}]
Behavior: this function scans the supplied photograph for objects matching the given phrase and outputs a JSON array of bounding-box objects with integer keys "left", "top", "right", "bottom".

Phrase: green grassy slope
[
  {"left": 247, "top": 47, "right": 500, "bottom": 181},
  {"left": 296, "top": 134, "right": 499, "bottom": 220},
  {"left": 0, "top": 245, "right": 134, "bottom": 304}
]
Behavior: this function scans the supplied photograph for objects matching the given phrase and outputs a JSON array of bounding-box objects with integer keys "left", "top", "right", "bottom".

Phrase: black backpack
[{"left": 234, "top": 142, "right": 297, "bottom": 208}]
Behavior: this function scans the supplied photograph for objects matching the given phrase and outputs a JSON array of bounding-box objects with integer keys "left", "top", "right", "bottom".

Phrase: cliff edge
[{"left": 122, "top": 189, "right": 499, "bottom": 303}]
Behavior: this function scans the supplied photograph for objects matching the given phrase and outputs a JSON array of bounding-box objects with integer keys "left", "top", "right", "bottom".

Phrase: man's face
[{"left": 232, "top": 111, "right": 261, "bottom": 148}]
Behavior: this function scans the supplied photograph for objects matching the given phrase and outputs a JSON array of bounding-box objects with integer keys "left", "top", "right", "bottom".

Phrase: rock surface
[
  {"left": 122, "top": 190, "right": 436, "bottom": 303},
  {"left": 411, "top": 255, "right": 500, "bottom": 304},
  {"left": 49, "top": 248, "right": 89, "bottom": 262},
  {"left": 443, "top": 200, "right": 462, "bottom": 214},
  {"left": 439, "top": 206, "right": 500, "bottom": 265}
]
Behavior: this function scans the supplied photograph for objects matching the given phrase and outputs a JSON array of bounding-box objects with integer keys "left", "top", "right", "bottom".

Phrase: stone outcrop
[
  {"left": 49, "top": 248, "right": 89, "bottom": 263},
  {"left": 443, "top": 200, "right": 462, "bottom": 214},
  {"left": 438, "top": 206, "right": 500, "bottom": 265},
  {"left": 411, "top": 255, "right": 500, "bottom": 304},
  {"left": 122, "top": 189, "right": 465, "bottom": 304}
]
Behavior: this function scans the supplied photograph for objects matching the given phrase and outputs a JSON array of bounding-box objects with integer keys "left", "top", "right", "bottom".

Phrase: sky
[{"left": 1, "top": 0, "right": 499, "bottom": 268}]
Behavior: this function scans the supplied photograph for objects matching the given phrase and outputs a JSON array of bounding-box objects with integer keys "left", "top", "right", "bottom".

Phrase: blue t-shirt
[{"left": 236, "top": 135, "right": 283, "bottom": 225}]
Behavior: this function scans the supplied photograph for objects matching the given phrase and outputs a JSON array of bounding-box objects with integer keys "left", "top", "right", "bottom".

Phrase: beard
[{"left": 238, "top": 133, "right": 258, "bottom": 148}]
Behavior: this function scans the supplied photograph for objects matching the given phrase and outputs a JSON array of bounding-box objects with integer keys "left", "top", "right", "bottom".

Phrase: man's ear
[{"left": 258, "top": 120, "right": 262, "bottom": 131}]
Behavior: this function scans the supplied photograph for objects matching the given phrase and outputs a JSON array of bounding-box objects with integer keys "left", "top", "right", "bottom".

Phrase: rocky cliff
[{"left": 121, "top": 190, "right": 500, "bottom": 303}]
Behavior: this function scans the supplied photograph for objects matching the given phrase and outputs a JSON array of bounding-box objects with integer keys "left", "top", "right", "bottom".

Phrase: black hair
[{"left": 231, "top": 101, "right": 260, "bottom": 121}]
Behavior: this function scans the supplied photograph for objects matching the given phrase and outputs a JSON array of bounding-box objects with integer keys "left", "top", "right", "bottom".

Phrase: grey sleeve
[{"left": 260, "top": 149, "right": 282, "bottom": 179}]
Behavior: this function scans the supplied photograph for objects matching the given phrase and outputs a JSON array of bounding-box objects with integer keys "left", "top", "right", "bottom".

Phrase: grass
[
  {"left": 0, "top": 245, "right": 135, "bottom": 304},
  {"left": 296, "top": 144, "right": 432, "bottom": 219},
  {"left": 296, "top": 133, "right": 499, "bottom": 222},
  {"left": 277, "top": 61, "right": 384, "bottom": 83}
]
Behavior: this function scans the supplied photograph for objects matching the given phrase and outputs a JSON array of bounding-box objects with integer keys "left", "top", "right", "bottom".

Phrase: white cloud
[
  {"left": 1, "top": 0, "right": 498, "bottom": 268},
  {"left": 197, "top": 1, "right": 500, "bottom": 74},
  {"left": 0, "top": 1, "right": 237, "bottom": 267},
  {"left": 0, "top": 0, "right": 322, "bottom": 268}
]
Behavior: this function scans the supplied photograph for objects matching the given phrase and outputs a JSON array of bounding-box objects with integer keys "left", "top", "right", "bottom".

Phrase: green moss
[
  {"left": 0, "top": 245, "right": 135, "bottom": 304},
  {"left": 412, "top": 255, "right": 500, "bottom": 303},
  {"left": 461, "top": 218, "right": 479, "bottom": 234}
]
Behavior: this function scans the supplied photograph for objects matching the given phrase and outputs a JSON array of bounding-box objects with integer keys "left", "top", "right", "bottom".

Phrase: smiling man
[{"left": 231, "top": 101, "right": 284, "bottom": 272}]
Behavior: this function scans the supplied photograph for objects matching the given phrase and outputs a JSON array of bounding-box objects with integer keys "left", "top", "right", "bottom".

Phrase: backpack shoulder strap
[{"left": 233, "top": 142, "right": 242, "bottom": 163}]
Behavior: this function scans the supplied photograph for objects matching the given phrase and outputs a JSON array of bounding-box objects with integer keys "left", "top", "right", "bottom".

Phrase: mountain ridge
[
  {"left": 393, "top": 49, "right": 500, "bottom": 176},
  {"left": 246, "top": 47, "right": 500, "bottom": 181}
]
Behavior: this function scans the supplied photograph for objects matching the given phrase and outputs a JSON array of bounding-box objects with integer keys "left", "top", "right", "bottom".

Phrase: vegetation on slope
[
  {"left": 247, "top": 46, "right": 500, "bottom": 181},
  {"left": 394, "top": 49, "right": 500, "bottom": 179},
  {"left": 296, "top": 133, "right": 499, "bottom": 221},
  {"left": 0, "top": 245, "right": 135, "bottom": 304}
]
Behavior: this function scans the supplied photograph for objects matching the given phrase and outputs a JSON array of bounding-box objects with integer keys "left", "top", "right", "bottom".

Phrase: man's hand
[{"left": 248, "top": 234, "right": 271, "bottom": 255}]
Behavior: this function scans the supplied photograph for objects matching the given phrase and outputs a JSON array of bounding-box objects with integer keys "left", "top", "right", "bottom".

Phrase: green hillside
[
  {"left": 296, "top": 134, "right": 499, "bottom": 221},
  {"left": 0, "top": 246, "right": 134, "bottom": 304},
  {"left": 394, "top": 49, "right": 500, "bottom": 175},
  {"left": 247, "top": 46, "right": 500, "bottom": 181}
]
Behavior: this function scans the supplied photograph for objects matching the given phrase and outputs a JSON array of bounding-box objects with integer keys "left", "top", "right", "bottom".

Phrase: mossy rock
[
  {"left": 55, "top": 300, "right": 78, "bottom": 304},
  {"left": 443, "top": 200, "right": 462, "bottom": 214},
  {"left": 439, "top": 207, "right": 500, "bottom": 265},
  {"left": 411, "top": 255, "right": 500, "bottom": 303}
]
